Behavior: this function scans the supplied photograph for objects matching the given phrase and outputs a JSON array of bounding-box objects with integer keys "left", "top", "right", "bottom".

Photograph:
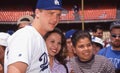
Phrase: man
[
  {"left": 98, "top": 21, "right": 120, "bottom": 73},
  {"left": 17, "top": 15, "right": 34, "bottom": 29},
  {"left": 68, "top": 30, "right": 115, "bottom": 73},
  {"left": 0, "top": 32, "right": 10, "bottom": 73},
  {"left": 4, "top": 0, "right": 64, "bottom": 73},
  {"left": 92, "top": 25, "right": 103, "bottom": 39}
]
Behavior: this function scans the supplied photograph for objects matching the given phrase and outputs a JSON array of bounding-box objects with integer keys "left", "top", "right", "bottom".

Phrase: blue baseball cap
[
  {"left": 36, "top": 0, "right": 64, "bottom": 10},
  {"left": 65, "top": 29, "right": 77, "bottom": 39}
]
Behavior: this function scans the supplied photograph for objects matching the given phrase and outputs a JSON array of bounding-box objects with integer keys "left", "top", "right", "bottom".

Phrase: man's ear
[{"left": 35, "top": 9, "right": 41, "bottom": 18}]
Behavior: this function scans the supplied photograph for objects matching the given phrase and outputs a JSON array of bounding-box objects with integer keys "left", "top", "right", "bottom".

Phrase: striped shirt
[{"left": 69, "top": 55, "right": 115, "bottom": 73}]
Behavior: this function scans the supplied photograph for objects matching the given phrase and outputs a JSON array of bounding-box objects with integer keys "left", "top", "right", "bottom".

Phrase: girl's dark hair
[
  {"left": 44, "top": 28, "right": 68, "bottom": 73},
  {"left": 71, "top": 30, "right": 92, "bottom": 47}
]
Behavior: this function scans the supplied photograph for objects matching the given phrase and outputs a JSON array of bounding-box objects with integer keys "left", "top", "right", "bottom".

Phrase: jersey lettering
[{"left": 39, "top": 52, "right": 49, "bottom": 71}]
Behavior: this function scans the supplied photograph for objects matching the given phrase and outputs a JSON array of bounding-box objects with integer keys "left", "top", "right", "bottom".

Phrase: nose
[
  {"left": 53, "top": 43, "right": 58, "bottom": 48},
  {"left": 84, "top": 46, "right": 89, "bottom": 50},
  {"left": 115, "top": 36, "right": 120, "bottom": 39}
]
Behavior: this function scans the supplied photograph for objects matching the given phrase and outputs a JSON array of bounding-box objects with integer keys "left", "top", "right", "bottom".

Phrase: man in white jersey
[{"left": 4, "top": 0, "right": 64, "bottom": 73}]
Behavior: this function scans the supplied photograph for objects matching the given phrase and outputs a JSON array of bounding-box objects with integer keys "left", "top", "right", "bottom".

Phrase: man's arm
[
  {"left": 0, "top": 64, "right": 3, "bottom": 73},
  {"left": 8, "top": 62, "right": 28, "bottom": 73}
]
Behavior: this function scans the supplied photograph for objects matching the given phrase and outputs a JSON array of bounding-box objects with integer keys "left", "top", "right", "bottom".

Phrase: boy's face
[{"left": 74, "top": 37, "right": 93, "bottom": 61}]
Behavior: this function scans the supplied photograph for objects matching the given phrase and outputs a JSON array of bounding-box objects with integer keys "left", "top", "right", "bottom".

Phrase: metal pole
[{"left": 81, "top": 0, "right": 84, "bottom": 30}]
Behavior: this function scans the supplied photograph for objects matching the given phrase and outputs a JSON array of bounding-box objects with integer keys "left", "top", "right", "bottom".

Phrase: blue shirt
[{"left": 98, "top": 46, "right": 120, "bottom": 69}]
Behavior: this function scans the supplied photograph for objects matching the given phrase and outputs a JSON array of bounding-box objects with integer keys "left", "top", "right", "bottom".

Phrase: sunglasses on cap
[{"left": 111, "top": 34, "right": 120, "bottom": 38}]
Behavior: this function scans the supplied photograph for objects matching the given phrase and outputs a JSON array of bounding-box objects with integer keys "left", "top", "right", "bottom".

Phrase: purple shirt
[{"left": 50, "top": 59, "right": 67, "bottom": 73}]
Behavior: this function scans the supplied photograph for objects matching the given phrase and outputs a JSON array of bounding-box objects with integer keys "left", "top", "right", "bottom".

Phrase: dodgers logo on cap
[{"left": 54, "top": 0, "right": 60, "bottom": 5}]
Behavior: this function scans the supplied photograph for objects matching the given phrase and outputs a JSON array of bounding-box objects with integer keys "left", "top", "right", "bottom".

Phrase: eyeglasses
[{"left": 111, "top": 34, "right": 120, "bottom": 38}]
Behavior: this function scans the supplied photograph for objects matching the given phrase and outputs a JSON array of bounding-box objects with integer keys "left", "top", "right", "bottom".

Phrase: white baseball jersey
[{"left": 4, "top": 26, "right": 50, "bottom": 73}]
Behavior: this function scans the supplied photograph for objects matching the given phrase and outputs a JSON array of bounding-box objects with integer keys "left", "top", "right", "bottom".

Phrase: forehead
[
  {"left": 66, "top": 38, "right": 71, "bottom": 41},
  {"left": 77, "top": 37, "right": 91, "bottom": 45},
  {"left": 96, "top": 29, "right": 103, "bottom": 32},
  {"left": 47, "top": 33, "right": 61, "bottom": 39},
  {"left": 111, "top": 28, "right": 120, "bottom": 34},
  {"left": 43, "top": 9, "right": 62, "bottom": 13}
]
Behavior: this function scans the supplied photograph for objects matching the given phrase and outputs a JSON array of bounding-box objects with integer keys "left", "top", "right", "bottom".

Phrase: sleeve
[{"left": 7, "top": 30, "right": 32, "bottom": 65}]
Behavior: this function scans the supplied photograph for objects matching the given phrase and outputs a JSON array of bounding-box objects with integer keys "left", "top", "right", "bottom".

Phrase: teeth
[
  {"left": 52, "top": 49, "right": 57, "bottom": 53},
  {"left": 84, "top": 52, "right": 89, "bottom": 55}
]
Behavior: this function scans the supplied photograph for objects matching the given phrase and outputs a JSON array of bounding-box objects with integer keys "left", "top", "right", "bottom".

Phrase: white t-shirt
[{"left": 4, "top": 26, "right": 50, "bottom": 73}]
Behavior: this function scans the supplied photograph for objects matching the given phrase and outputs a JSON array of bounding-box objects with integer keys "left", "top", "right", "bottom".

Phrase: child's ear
[{"left": 73, "top": 47, "right": 76, "bottom": 54}]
